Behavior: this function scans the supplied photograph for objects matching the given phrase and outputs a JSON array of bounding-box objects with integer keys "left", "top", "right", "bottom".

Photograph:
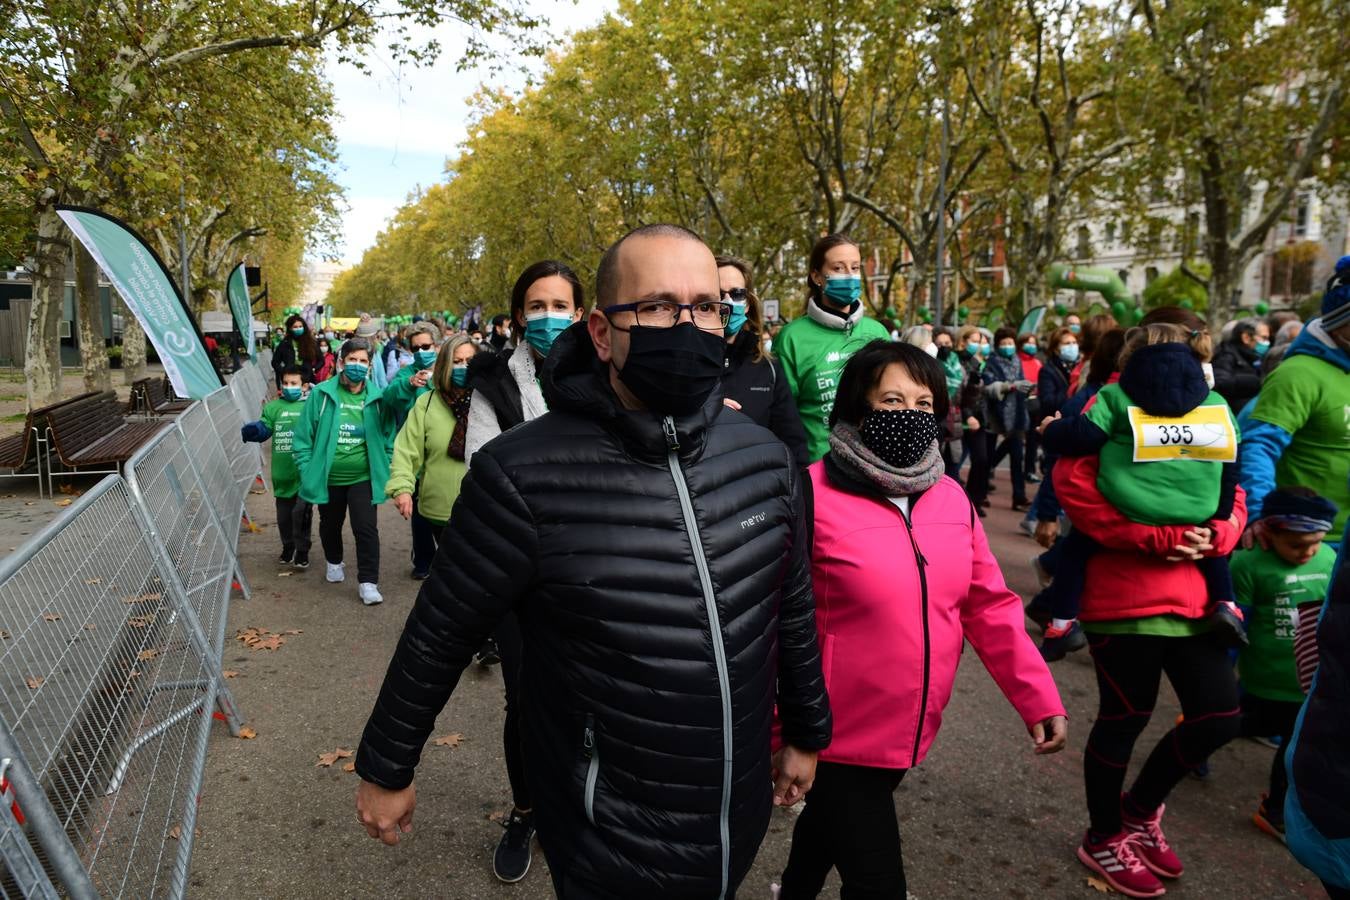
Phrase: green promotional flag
[
  {"left": 226, "top": 262, "right": 255, "bottom": 360},
  {"left": 58, "top": 206, "right": 222, "bottom": 398}
]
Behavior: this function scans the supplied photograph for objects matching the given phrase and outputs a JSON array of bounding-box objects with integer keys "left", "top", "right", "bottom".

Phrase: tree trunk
[
  {"left": 121, "top": 296, "right": 147, "bottom": 384},
  {"left": 75, "top": 241, "right": 111, "bottom": 393},
  {"left": 24, "top": 206, "right": 69, "bottom": 410}
]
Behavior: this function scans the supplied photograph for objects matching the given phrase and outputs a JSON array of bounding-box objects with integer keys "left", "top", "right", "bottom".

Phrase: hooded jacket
[
  {"left": 1044, "top": 342, "right": 1237, "bottom": 526},
  {"left": 800, "top": 459, "right": 1064, "bottom": 768},
  {"left": 464, "top": 345, "right": 548, "bottom": 465},
  {"left": 1239, "top": 319, "right": 1350, "bottom": 541},
  {"left": 354, "top": 322, "right": 831, "bottom": 898},
  {"left": 1212, "top": 337, "right": 1262, "bottom": 411},
  {"left": 774, "top": 299, "right": 890, "bottom": 461},
  {"left": 291, "top": 377, "right": 398, "bottom": 506},
  {"left": 721, "top": 329, "right": 811, "bottom": 468}
]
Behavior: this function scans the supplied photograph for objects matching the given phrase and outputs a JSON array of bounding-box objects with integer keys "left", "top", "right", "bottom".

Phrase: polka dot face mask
[{"left": 859, "top": 408, "right": 941, "bottom": 469}]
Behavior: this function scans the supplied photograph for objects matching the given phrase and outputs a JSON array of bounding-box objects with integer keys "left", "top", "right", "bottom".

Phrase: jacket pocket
[{"left": 582, "top": 712, "right": 599, "bottom": 827}]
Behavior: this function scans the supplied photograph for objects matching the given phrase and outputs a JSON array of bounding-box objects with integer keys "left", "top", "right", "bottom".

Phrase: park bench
[
  {"left": 131, "top": 375, "right": 192, "bottom": 415},
  {"left": 38, "top": 391, "right": 168, "bottom": 493},
  {"left": 0, "top": 409, "right": 44, "bottom": 495}
]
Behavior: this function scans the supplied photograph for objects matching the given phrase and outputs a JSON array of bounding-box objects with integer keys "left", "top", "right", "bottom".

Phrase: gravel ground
[{"left": 185, "top": 465, "right": 1325, "bottom": 899}]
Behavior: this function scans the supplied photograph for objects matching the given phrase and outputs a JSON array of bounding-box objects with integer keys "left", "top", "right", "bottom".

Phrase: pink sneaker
[
  {"left": 1121, "top": 799, "right": 1184, "bottom": 879},
  {"left": 1077, "top": 830, "right": 1166, "bottom": 898}
]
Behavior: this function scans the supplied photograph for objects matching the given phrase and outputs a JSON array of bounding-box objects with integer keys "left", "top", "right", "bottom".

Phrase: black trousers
[
  {"left": 1240, "top": 692, "right": 1301, "bottom": 815},
  {"left": 962, "top": 428, "right": 990, "bottom": 507},
  {"left": 780, "top": 761, "right": 907, "bottom": 899},
  {"left": 1084, "top": 632, "right": 1240, "bottom": 835},
  {"left": 409, "top": 480, "right": 440, "bottom": 574},
  {"left": 275, "top": 495, "right": 312, "bottom": 554},
  {"left": 496, "top": 611, "right": 530, "bottom": 810},
  {"left": 318, "top": 480, "right": 380, "bottom": 584},
  {"left": 1025, "top": 429, "right": 1041, "bottom": 477},
  {"left": 974, "top": 430, "right": 1027, "bottom": 504}
]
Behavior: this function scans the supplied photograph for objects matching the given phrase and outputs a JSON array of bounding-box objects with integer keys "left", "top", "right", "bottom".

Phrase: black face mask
[
  {"left": 935, "top": 345, "right": 952, "bottom": 361},
  {"left": 859, "top": 408, "right": 942, "bottom": 469},
  {"left": 618, "top": 323, "right": 725, "bottom": 416}
]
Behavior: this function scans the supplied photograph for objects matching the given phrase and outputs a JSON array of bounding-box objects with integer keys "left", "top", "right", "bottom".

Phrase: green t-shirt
[
  {"left": 1083, "top": 382, "right": 1238, "bottom": 525},
  {"left": 1233, "top": 543, "right": 1336, "bottom": 702},
  {"left": 329, "top": 389, "right": 370, "bottom": 486},
  {"left": 1249, "top": 354, "right": 1350, "bottom": 543},
  {"left": 1082, "top": 615, "right": 1212, "bottom": 638},
  {"left": 775, "top": 313, "right": 891, "bottom": 461},
  {"left": 260, "top": 396, "right": 306, "bottom": 498}
]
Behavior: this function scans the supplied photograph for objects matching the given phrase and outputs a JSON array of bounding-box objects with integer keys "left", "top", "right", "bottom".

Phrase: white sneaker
[
  {"left": 359, "top": 582, "right": 383, "bottom": 606},
  {"left": 326, "top": 561, "right": 345, "bottom": 583}
]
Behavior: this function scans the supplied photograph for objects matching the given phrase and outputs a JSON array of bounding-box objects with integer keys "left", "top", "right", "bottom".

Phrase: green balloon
[
  {"left": 1111, "top": 300, "right": 1127, "bottom": 316},
  {"left": 1054, "top": 303, "right": 1068, "bottom": 316},
  {"left": 1178, "top": 299, "right": 1194, "bottom": 310},
  {"left": 918, "top": 307, "right": 933, "bottom": 322},
  {"left": 1131, "top": 307, "right": 1146, "bottom": 326},
  {"left": 1254, "top": 301, "right": 1270, "bottom": 315}
]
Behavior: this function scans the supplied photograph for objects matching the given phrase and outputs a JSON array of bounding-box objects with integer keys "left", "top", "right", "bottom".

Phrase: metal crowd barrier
[{"left": 0, "top": 361, "right": 276, "bottom": 898}]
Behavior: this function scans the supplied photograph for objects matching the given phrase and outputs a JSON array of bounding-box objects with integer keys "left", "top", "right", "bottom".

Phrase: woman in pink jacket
[{"left": 779, "top": 340, "right": 1068, "bottom": 899}]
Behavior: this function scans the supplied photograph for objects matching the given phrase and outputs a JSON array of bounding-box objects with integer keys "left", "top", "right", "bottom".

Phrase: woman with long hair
[
  {"left": 273, "top": 314, "right": 318, "bottom": 384},
  {"left": 715, "top": 255, "right": 809, "bottom": 467}
]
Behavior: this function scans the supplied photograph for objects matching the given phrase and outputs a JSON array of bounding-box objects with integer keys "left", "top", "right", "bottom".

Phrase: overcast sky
[{"left": 325, "top": 1, "right": 616, "bottom": 265}]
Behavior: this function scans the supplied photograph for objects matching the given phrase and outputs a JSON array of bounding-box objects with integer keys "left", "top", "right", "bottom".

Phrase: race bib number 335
[{"left": 1127, "top": 405, "right": 1237, "bottom": 463}]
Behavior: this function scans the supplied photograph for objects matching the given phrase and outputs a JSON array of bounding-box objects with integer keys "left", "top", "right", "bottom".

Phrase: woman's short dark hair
[
  {"left": 1086, "top": 328, "right": 1126, "bottom": 385},
  {"left": 994, "top": 326, "right": 1017, "bottom": 345},
  {"left": 511, "top": 260, "right": 584, "bottom": 327},
  {"left": 339, "top": 337, "right": 371, "bottom": 360},
  {"left": 830, "top": 340, "right": 950, "bottom": 429}
]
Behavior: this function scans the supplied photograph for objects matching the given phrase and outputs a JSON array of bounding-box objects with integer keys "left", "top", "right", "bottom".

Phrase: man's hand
[
  {"left": 1031, "top": 716, "right": 1068, "bottom": 755},
  {"left": 1037, "top": 411, "right": 1062, "bottom": 435},
  {"left": 394, "top": 493, "right": 414, "bottom": 520},
  {"left": 356, "top": 779, "right": 416, "bottom": 845},
  {"left": 411, "top": 368, "right": 432, "bottom": 389},
  {"left": 965, "top": 416, "right": 981, "bottom": 432},
  {"left": 770, "top": 746, "right": 818, "bottom": 807},
  {"left": 1241, "top": 519, "right": 1271, "bottom": 551},
  {"left": 1034, "top": 520, "right": 1059, "bottom": 549}
]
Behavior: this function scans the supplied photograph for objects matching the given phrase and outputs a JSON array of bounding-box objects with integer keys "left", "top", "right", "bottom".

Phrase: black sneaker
[
  {"left": 1210, "top": 602, "right": 1249, "bottom": 648},
  {"left": 493, "top": 809, "right": 535, "bottom": 883},
  {"left": 1040, "top": 621, "right": 1087, "bottom": 661},
  {"left": 279, "top": 546, "right": 295, "bottom": 565},
  {"left": 293, "top": 551, "right": 309, "bottom": 569},
  {"left": 410, "top": 567, "right": 430, "bottom": 580},
  {"left": 476, "top": 638, "right": 501, "bottom": 667}
]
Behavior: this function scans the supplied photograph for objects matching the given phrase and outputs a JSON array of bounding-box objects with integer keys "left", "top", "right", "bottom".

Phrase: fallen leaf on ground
[
  {"left": 83, "top": 577, "right": 100, "bottom": 585},
  {"left": 83, "top": 623, "right": 96, "bottom": 631},
  {"left": 1085, "top": 876, "right": 1111, "bottom": 893},
  {"left": 42, "top": 612, "right": 60, "bottom": 622},
  {"left": 486, "top": 810, "right": 506, "bottom": 824},
  {"left": 252, "top": 635, "right": 285, "bottom": 651},
  {"left": 283, "top": 629, "right": 303, "bottom": 635},
  {"left": 55, "top": 499, "right": 73, "bottom": 507},
  {"left": 25, "top": 676, "right": 43, "bottom": 689},
  {"left": 222, "top": 670, "right": 239, "bottom": 678},
  {"left": 237, "top": 726, "right": 257, "bottom": 740},
  {"left": 235, "top": 627, "right": 288, "bottom": 651},
  {"left": 136, "top": 648, "right": 158, "bottom": 661},
  {"left": 342, "top": 762, "right": 356, "bottom": 773},
  {"left": 58, "top": 484, "right": 81, "bottom": 496},
  {"left": 168, "top": 825, "right": 181, "bottom": 841},
  {"left": 432, "top": 733, "right": 464, "bottom": 749},
  {"left": 123, "top": 592, "right": 162, "bottom": 605},
  {"left": 316, "top": 748, "right": 353, "bottom": 767},
  {"left": 0, "top": 629, "right": 10, "bottom": 639},
  {"left": 128, "top": 614, "right": 155, "bottom": 628}
]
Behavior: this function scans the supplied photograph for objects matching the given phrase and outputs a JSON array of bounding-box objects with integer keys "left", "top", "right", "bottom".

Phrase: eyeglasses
[
  {"left": 721, "top": 287, "right": 748, "bottom": 303},
  {"left": 604, "top": 299, "right": 733, "bottom": 331}
]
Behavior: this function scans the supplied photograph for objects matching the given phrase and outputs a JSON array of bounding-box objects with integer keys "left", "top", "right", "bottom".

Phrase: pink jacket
[{"left": 806, "top": 462, "right": 1065, "bottom": 769}]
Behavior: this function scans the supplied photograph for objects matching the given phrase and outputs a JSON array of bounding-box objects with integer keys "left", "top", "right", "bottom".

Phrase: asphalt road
[{"left": 188, "top": 465, "right": 1325, "bottom": 899}]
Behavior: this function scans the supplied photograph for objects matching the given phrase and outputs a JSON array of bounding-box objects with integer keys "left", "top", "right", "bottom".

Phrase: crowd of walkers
[{"left": 243, "top": 232, "right": 1348, "bottom": 898}]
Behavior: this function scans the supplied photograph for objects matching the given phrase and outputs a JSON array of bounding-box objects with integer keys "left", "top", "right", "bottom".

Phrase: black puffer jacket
[
  {"left": 356, "top": 322, "right": 832, "bottom": 898},
  {"left": 1211, "top": 338, "right": 1261, "bottom": 411},
  {"left": 721, "top": 330, "right": 811, "bottom": 468}
]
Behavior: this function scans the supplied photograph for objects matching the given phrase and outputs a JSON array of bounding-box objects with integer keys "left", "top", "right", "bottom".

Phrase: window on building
[
  {"left": 1077, "top": 226, "right": 1091, "bottom": 259},
  {"left": 1145, "top": 266, "right": 1160, "bottom": 285},
  {"left": 1105, "top": 222, "right": 1117, "bottom": 246},
  {"left": 1294, "top": 193, "right": 1311, "bottom": 238},
  {"left": 1118, "top": 269, "right": 1130, "bottom": 288}
]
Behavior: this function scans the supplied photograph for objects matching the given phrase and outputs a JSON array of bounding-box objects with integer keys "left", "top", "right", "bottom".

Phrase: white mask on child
[{"left": 1200, "top": 362, "right": 1215, "bottom": 389}]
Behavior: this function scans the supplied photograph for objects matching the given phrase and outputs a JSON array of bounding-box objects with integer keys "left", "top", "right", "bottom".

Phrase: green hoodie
[
  {"left": 775, "top": 301, "right": 890, "bottom": 460},
  {"left": 293, "top": 377, "right": 399, "bottom": 505},
  {"left": 382, "top": 363, "right": 432, "bottom": 416}
]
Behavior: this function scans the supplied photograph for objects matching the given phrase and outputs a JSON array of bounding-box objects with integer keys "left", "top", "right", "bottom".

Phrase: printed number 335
[{"left": 1155, "top": 425, "right": 1193, "bottom": 445}]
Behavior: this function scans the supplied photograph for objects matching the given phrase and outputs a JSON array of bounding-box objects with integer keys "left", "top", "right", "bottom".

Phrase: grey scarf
[{"left": 828, "top": 423, "right": 944, "bottom": 497}]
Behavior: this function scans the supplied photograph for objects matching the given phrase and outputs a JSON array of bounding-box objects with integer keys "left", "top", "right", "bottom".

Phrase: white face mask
[
  {"left": 924, "top": 343, "right": 939, "bottom": 358},
  {"left": 1200, "top": 361, "right": 1215, "bottom": 389}
]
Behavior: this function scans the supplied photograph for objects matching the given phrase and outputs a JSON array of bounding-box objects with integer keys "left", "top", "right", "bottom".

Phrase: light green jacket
[{"left": 387, "top": 391, "right": 467, "bottom": 526}]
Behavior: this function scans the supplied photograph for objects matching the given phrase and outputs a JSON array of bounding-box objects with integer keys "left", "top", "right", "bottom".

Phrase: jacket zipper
[
  {"left": 896, "top": 504, "right": 931, "bottom": 768},
  {"left": 582, "top": 713, "right": 599, "bottom": 827},
  {"left": 662, "top": 416, "right": 732, "bottom": 900}
]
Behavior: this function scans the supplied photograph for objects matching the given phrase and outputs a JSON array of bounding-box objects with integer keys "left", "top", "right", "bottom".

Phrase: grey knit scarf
[{"left": 828, "top": 423, "right": 945, "bottom": 497}]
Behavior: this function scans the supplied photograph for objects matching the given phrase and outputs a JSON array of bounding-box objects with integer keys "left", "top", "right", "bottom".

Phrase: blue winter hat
[
  {"left": 1323, "top": 255, "right": 1350, "bottom": 331},
  {"left": 1262, "top": 487, "right": 1339, "bottom": 534}
]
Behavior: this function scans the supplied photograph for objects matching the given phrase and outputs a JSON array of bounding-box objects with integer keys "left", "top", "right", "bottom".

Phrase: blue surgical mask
[
  {"left": 290, "top": 327, "right": 304, "bottom": 337},
  {"left": 997, "top": 345, "right": 1016, "bottom": 358},
  {"left": 977, "top": 342, "right": 991, "bottom": 356},
  {"left": 1254, "top": 340, "right": 1270, "bottom": 358},
  {"left": 280, "top": 387, "right": 302, "bottom": 402},
  {"left": 1058, "top": 343, "right": 1080, "bottom": 363},
  {"left": 413, "top": 349, "right": 438, "bottom": 369},
  {"left": 1022, "top": 343, "right": 1037, "bottom": 356},
  {"left": 821, "top": 274, "right": 862, "bottom": 309},
  {"left": 524, "top": 312, "right": 573, "bottom": 357},
  {"left": 725, "top": 300, "right": 748, "bottom": 337},
  {"left": 1068, "top": 324, "right": 1081, "bottom": 335},
  {"left": 342, "top": 362, "right": 368, "bottom": 384},
  {"left": 451, "top": 364, "right": 469, "bottom": 387}
]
